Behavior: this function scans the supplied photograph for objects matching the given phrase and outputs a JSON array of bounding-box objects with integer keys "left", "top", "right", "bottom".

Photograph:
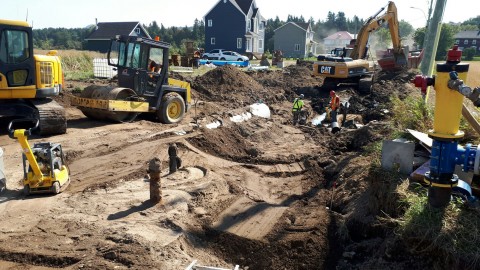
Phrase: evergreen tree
[{"left": 335, "top": 12, "right": 347, "bottom": 31}]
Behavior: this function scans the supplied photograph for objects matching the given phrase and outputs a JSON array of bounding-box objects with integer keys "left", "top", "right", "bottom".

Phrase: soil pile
[
  {"left": 192, "top": 65, "right": 276, "bottom": 108},
  {"left": 188, "top": 125, "right": 255, "bottom": 162}
]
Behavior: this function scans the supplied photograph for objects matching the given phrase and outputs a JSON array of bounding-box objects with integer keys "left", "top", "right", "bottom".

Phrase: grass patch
[
  {"left": 391, "top": 181, "right": 480, "bottom": 269},
  {"left": 390, "top": 94, "right": 434, "bottom": 133},
  {"left": 465, "top": 61, "right": 480, "bottom": 87},
  {"left": 35, "top": 49, "right": 105, "bottom": 80}
]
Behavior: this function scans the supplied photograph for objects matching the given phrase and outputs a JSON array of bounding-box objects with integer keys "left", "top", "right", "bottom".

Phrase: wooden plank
[
  {"left": 407, "top": 129, "right": 432, "bottom": 148},
  {"left": 462, "top": 104, "right": 480, "bottom": 135}
]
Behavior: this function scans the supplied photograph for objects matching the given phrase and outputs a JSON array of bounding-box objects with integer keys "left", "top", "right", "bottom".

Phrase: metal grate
[
  {"left": 93, "top": 58, "right": 117, "bottom": 78},
  {"left": 39, "top": 61, "right": 53, "bottom": 86}
]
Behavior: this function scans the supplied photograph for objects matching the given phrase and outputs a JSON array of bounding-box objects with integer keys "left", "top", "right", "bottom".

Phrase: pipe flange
[{"left": 475, "top": 145, "right": 480, "bottom": 175}]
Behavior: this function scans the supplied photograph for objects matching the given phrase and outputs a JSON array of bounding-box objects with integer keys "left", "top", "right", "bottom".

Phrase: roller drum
[{"left": 79, "top": 86, "right": 140, "bottom": 122}]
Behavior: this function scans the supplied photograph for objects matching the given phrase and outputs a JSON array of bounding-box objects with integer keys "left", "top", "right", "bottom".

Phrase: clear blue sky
[{"left": 1, "top": 0, "right": 477, "bottom": 30}]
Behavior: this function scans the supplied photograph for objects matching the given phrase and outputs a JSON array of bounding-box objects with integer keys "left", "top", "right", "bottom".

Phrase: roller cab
[{"left": 71, "top": 35, "right": 191, "bottom": 124}]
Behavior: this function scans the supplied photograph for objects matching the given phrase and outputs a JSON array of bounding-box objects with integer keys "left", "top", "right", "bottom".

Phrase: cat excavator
[
  {"left": 313, "top": 1, "right": 409, "bottom": 93},
  {"left": 0, "top": 19, "right": 67, "bottom": 135}
]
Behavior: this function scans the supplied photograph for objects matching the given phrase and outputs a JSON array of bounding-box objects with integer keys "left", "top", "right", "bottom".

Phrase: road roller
[{"left": 71, "top": 35, "right": 191, "bottom": 124}]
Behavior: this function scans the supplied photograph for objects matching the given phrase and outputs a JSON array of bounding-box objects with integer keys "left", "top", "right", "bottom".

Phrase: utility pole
[
  {"left": 420, "top": 0, "right": 434, "bottom": 55},
  {"left": 420, "top": 0, "right": 447, "bottom": 75}
]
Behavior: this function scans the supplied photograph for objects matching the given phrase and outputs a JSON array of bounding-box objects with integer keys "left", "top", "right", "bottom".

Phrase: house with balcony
[
  {"left": 323, "top": 31, "right": 355, "bottom": 54},
  {"left": 204, "top": 0, "right": 266, "bottom": 58},
  {"left": 273, "top": 22, "right": 319, "bottom": 58},
  {"left": 454, "top": 30, "right": 480, "bottom": 55}
]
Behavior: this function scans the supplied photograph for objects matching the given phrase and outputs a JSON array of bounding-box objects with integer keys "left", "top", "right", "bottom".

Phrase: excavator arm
[{"left": 350, "top": 1, "right": 407, "bottom": 66}]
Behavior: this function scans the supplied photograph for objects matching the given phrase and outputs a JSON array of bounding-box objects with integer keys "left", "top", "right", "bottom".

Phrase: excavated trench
[
  {"left": 175, "top": 66, "right": 428, "bottom": 269},
  {"left": 0, "top": 64, "right": 438, "bottom": 269}
]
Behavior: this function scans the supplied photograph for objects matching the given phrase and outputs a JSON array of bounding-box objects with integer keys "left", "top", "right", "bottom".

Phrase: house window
[
  {"left": 472, "top": 46, "right": 477, "bottom": 52},
  {"left": 258, "top": 39, "right": 263, "bottom": 49},
  {"left": 464, "top": 40, "right": 469, "bottom": 45},
  {"left": 237, "top": 38, "right": 242, "bottom": 49},
  {"left": 455, "top": 40, "right": 459, "bottom": 44},
  {"left": 294, "top": 44, "right": 300, "bottom": 51},
  {"left": 246, "top": 38, "right": 251, "bottom": 51},
  {"left": 473, "top": 40, "right": 477, "bottom": 45},
  {"left": 208, "top": 20, "right": 213, "bottom": 27},
  {"left": 247, "top": 20, "right": 251, "bottom": 31},
  {"left": 135, "top": 28, "right": 140, "bottom": 34},
  {"left": 211, "top": 37, "right": 216, "bottom": 45},
  {"left": 259, "top": 22, "right": 264, "bottom": 30}
]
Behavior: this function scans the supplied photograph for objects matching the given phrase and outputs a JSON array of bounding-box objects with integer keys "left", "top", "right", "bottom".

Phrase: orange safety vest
[{"left": 330, "top": 95, "right": 340, "bottom": 111}]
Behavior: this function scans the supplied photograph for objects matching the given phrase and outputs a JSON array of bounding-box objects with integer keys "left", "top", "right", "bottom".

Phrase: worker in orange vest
[{"left": 329, "top": 90, "right": 340, "bottom": 122}]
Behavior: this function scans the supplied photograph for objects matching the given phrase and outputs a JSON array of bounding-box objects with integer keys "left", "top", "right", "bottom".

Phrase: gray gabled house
[
  {"left": 204, "top": 0, "right": 266, "bottom": 57},
  {"left": 85, "top": 21, "right": 151, "bottom": 53},
  {"left": 274, "top": 21, "right": 318, "bottom": 58}
]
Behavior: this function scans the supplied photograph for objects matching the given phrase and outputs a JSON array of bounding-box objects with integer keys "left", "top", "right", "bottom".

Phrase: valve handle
[{"left": 7, "top": 118, "right": 39, "bottom": 139}]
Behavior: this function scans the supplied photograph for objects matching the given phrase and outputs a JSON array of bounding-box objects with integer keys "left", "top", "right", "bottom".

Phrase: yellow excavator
[
  {"left": 0, "top": 19, "right": 67, "bottom": 135},
  {"left": 313, "top": 1, "right": 408, "bottom": 93},
  {"left": 8, "top": 119, "right": 70, "bottom": 195},
  {"left": 70, "top": 35, "right": 191, "bottom": 124}
]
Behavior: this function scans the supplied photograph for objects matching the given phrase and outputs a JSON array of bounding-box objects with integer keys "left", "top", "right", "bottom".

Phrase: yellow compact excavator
[
  {"left": 70, "top": 35, "right": 191, "bottom": 124},
  {"left": 8, "top": 119, "right": 70, "bottom": 195},
  {"left": 0, "top": 19, "right": 67, "bottom": 135},
  {"left": 313, "top": 1, "right": 408, "bottom": 93}
]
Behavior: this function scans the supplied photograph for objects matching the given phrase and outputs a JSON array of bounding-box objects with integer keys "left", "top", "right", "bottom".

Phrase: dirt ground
[{"left": 0, "top": 64, "right": 433, "bottom": 269}]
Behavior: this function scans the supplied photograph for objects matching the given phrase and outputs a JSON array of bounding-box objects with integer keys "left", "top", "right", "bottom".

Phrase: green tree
[
  {"left": 435, "top": 23, "right": 457, "bottom": 60},
  {"left": 463, "top": 47, "right": 476, "bottom": 60},
  {"left": 325, "top": 12, "right": 336, "bottom": 30},
  {"left": 265, "top": 16, "right": 283, "bottom": 52},
  {"left": 414, "top": 23, "right": 458, "bottom": 60},
  {"left": 399, "top": 20, "right": 414, "bottom": 38},
  {"left": 335, "top": 12, "right": 348, "bottom": 31},
  {"left": 461, "top": 16, "right": 480, "bottom": 27},
  {"left": 413, "top": 27, "right": 427, "bottom": 48},
  {"left": 348, "top": 16, "right": 362, "bottom": 34},
  {"left": 146, "top": 21, "right": 161, "bottom": 38}
]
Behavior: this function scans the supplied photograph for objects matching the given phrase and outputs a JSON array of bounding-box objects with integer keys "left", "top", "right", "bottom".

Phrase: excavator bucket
[
  {"left": 394, "top": 49, "right": 408, "bottom": 67},
  {"left": 377, "top": 47, "right": 423, "bottom": 70}
]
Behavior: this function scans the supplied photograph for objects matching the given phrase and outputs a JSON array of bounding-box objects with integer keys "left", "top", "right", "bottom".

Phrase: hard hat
[
  {"left": 299, "top": 94, "right": 304, "bottom": 98},
  {"left": 330, "top": 90, "right": 336, "bottom": 97}
]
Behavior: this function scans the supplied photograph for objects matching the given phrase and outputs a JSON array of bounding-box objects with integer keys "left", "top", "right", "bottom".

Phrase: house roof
[
  {"left": 205, "top": 0, "right": 259, "bottom": 19},
  {"left": 296, "top": 22, "right": 311, "bottom": 31},
  {"left": 324, "top": 31, "right": 354, "bottom": 40},
  {"left": 235, "top": 0, "right": 254, "bottom": 15},
  {"left": 455, "top": 30, "right": 480, "bottom": 39},
  {"left": 274, "top": 22, "right": 311, "bottom": 32},
  {"left": 85, "top": 21, "right": 151, "bottom": 40}
]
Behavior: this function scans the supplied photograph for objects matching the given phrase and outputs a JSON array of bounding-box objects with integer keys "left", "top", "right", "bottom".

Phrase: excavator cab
[
  {"left": 0, "top": 21, "right": 35, "bottom": 88},
  {"left": 0, "top": 19, "right": 66, "bottom": 135}
]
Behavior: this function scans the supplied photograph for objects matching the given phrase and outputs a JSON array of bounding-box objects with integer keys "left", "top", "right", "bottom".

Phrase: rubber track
[{"left": 31, "top": 98, "right": 67, "bottom": 135}]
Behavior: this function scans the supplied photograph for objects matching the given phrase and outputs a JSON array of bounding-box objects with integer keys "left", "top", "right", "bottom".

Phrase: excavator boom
[{"left": 350, "top": 1, "right": 407, "bottom": 67}]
